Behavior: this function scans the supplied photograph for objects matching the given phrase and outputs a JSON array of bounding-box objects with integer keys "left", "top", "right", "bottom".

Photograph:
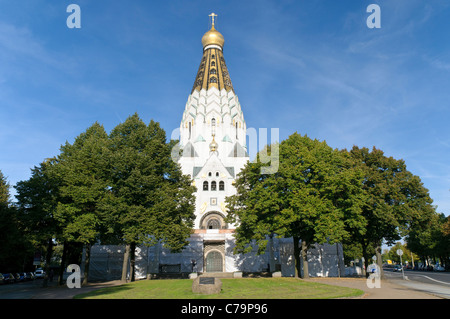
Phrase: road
[
  {"left": 383, "top": 268, "right": 450, "bottom": 298},
  {"left": 0, "top": 279, "right": 55, "bottom": 299}
]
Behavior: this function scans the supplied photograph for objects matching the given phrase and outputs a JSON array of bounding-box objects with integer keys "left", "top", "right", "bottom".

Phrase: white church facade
[{"left": 85, "top": 15, "right": 345, "bottom": 281}]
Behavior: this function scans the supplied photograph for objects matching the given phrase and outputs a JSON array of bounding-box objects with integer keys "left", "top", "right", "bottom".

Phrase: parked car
[
  {"left": 393, "top": 265, "right": 403, "bottom": 272},
  {"left": 34, "top": 268, "right": 45, "bottom": 279},
  {"left": 434, "top": 264, "right": 445, "bottom": 272},
  {"left": 15, "top": 273, "right": 25, "bottom": 282},
  {"left": 2, "top": 273, "right": 15, "bottom": 284},
  {"left": 0, "top": 273, "right": 5, "bottom": 285},
  {"left": 25, "top": 272, "right": 34, "bottom": 280}
]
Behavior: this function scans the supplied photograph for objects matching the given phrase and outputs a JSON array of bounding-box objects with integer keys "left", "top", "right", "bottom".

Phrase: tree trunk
[
  {"left": 58, "top": 241, "right": 68, "bottom": 286},
  {"left": 42, "top": 238, "right": 53, "bottom": 288},
  {"left": 362, "top": 250, "right": 369, "bottom": 278},
  {"left": 361, "top": 240, "right": 368, "bottom": 277},
  {"left": 293, "top": 236, "right": 301, "bottom": 278},
  {"left": 82, "top": 243, "right": 91, "bottom": 286},
  {"left": 301, "top": 240, "right": 309, "bottom": 279},
  {"left": 130, "top": 242, "right": 136, "bottom": 282},
  {"left": 121, "top": 244, "right": 130, "bottom": 282},
  {"left": 375, "top": 243, "right": 384, "bottom": 280}
]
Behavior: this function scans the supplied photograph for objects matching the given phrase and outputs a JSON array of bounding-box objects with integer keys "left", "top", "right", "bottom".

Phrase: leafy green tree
[
  {"left": 0, "top": 171, "right": 33, "bottom": 272},
  {"left": 15, "top": 161, "right": 61, "bottom": 286},
  {"left": 106, "top": 114, "right": 196, "bottom": 281},
  {"left": 384, "top": 242, "right": 418, "bottom": 265},
  {"left": 226, "top": 133, "right": 356, "bottom": 278},
  {"left": 407, "top": 213, "right": 449, "bottom": 268},
  {"left": 347, "top": 146, "right": 436, "bottom": 277},
  {"left": 51, "top": 122, "right": 111, "bottom": 285},
  {"left": 0, "top": 170, "right": 9, "bottom": 205}
]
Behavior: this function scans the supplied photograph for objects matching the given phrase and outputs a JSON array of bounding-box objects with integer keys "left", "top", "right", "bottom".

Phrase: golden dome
[
  {"left": 201, "top": 25, "right": 225, "bottom": 49},
  {"left": 210, "top": 135, "right": 218, "bottom": 152}
]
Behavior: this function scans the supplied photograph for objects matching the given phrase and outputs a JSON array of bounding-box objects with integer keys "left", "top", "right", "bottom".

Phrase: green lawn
[{"left": 74, "top": 277, "right": 364, "bottom": 299}]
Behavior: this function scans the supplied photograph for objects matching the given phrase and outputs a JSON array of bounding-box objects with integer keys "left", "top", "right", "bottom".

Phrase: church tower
[
  {"left": 178, "top": 14, "right": 249, "bottom": 273},
  {"left": 86, "top": 14, "right": 346, "bottom": 280}
]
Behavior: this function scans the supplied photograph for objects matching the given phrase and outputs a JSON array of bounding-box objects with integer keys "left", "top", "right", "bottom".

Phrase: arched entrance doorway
[{"left": 205, "top": 251, "right": 223, "bottom": 272}]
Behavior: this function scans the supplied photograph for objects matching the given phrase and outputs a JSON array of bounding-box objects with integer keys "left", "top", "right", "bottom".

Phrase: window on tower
[
  {"left": 210, "top": 68, "right": 216, "bottom": 74},
  {"left": 203, "top": 181, "right": 209, "bottom": 191},
  {"left": 219, "top": 181, "right": 225, "bottom": 191},
  {"left": 211, "top": 181, "right": 217, "bottom": 191},
  {"left": 210, "top": 77, "right": 217, "bottom": 83},
  {"left": 211, "top": 118, "right": 216, "bottom": 135}
]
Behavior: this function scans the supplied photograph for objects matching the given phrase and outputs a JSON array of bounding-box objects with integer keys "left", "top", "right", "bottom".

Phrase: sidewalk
[
  {"left": 305, "top": 277, "right": 444, "bottom": 299},
  {"left": 30, "top": 280, "right": 124, "bottom": 299}
]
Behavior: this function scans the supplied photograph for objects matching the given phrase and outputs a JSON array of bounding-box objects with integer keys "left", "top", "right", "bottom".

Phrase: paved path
[{"left": 306, "top": 277, "right": 446, "bottom": 299}]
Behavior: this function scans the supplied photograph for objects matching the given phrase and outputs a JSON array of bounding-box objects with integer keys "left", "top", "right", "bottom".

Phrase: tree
[
  {"left": 226, "top": 133, "right": 354, "bottom": 278},
  {"left": 347, "top": 146, "right": 437, "bottom": 277},
  {"left": 0, "top": 171, "right": 34, "bottom": 273},
  {"left": 384, "top": 242, "right": 418, "bottom": 265},
  {"left": 15, "top": 161, "right": 61, "bottom": 286},
  {"left": 106, "top": 114, "right": 196, "bottom": 281},
  {"left": 51, "top": 122, "right": 111, "bottom": 285},
  {"left": 0, "top": 170, "right": 9, "bottom": 205},
  {"left": 407, "top": 213, "right": 449, "bottom": 269}
]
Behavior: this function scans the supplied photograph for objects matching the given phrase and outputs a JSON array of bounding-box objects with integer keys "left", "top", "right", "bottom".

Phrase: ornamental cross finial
[{"left": 209, "top": 12, "right": 217, "bottom": 27}]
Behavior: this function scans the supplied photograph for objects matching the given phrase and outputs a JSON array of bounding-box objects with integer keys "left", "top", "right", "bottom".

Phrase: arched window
[
  {"left": 200, "top": 212, "right": 227, "bottom": 230},
  {"left": 203, "top": 181, "right": 209, "bottom": 191},
  {"left": 210, "top": 77, "right": 217, "bottom": 83},
  {"left": 211, "top": 61, "right": 216, "bottom": 66},
  {"left": 216, "top": 172, "right": 219, "bottom": 177},
  {"left": 188, "top": 122, "right": 191, "bottom": 139},
  {"left": 235, "top": 122, "right": 238, "bottom": 139},
  {"left": 211, "top": 181, "right": 217, "bottom": 191},
  {"left": 207, "top": 218, "right": 221, "bottom": 229},
  {"left": 219, "top": 181, "right": 225, "bottom": 191},
  {"left": 210, "top": 68, "right": 216, "bottom": 75}
]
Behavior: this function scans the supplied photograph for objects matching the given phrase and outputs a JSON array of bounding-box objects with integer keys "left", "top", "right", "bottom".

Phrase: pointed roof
[
  {"left": 191, "top": 14, "right": 234, "bottom": 93},
  {"left": 193, "top": 152, "right": 235, "bottom": 179}
]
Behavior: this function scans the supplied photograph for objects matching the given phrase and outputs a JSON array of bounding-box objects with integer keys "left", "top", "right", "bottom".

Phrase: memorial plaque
[
  {"left": 192, "top": 277, "right": 222, "bottom": 294},
  {"left": 199, "top": 277, "right": 215, "bottom": 285}
]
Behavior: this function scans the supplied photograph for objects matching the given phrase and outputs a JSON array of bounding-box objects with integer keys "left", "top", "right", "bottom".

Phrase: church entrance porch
[{"left": 203, "top": 240, "right": 225, "bottom": 272}]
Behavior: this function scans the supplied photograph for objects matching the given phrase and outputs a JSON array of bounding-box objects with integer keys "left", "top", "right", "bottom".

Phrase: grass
[{"left": 74, "top": 277, "right": 364, "bottom": 299}]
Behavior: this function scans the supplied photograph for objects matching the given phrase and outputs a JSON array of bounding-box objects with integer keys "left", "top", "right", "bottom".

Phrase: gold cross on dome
[{"left": 209, "top": 12, "right": 218, "bottom": 26}]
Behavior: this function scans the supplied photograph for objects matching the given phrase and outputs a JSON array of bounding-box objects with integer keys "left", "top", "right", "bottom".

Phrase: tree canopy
[
  {"left": 226, "top": 134, "right": 441, "bottom": 277},
  {"left": 10, "top": 114, "right": 196, "bottom": 284}
]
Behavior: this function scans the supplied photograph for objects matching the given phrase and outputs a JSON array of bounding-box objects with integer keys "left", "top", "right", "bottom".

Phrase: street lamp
[{"left": 397, "top": 249, "right": 407, "bottom": 280}]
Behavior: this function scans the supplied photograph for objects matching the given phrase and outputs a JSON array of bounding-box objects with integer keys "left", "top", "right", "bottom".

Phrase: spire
[{"left": 192, "top": 13, "right": 234, "bottom": 93}]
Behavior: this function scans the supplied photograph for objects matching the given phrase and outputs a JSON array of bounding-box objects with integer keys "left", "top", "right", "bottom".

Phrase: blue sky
[{"left": 0, "top": 0, "right": 449, "bottom": 217}]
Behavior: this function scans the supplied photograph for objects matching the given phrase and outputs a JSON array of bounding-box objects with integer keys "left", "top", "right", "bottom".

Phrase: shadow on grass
[
  {"left": 74, "top": 284, "right": 134, "bottom": 299},
  {"left": 74, "top": 278, "right": 364, "bottom": 299}
]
